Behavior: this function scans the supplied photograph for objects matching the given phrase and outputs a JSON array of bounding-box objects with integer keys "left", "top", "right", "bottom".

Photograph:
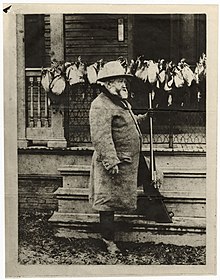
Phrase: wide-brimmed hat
[{"left": 97, "top": 61, "right": 133, "bottom": 82}]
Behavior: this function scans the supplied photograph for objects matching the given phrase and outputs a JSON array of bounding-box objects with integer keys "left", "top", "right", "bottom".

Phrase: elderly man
[{"left": 89, "top": 61, "right": 149, "bottom": 254}]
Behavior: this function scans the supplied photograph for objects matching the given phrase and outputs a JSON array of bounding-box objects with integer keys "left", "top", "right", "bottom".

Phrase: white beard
[
  {"left": 118, "top": 88, "right": 129, "bottom": 99},
  {"left": 105, "top": 82, "right": 129, "bottom": 99}
]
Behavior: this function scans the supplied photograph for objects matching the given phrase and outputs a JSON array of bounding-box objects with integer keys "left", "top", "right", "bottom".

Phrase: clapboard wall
[
  {"left": 44, "top": 14, "right": 51, "bottom": 67},
  {"left": 64, "top": 14, "right": 129, "bottom": 63}
]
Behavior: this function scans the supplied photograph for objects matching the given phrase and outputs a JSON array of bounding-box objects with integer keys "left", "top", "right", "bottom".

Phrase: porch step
[
  {"left": 49, "top": 212, "right": 206, "bottom": 247},
  {"left": 55, "top": 165, "right": 206, "bottom": 218},
  {"left": 58, "top": 165, "right": 206, "bottom": 193},
  {"left": 55, "top": 187, "right": 206, "bottom": 199},
  {"left": 55, "top": 187, "right": 206, "bottom": 218},
  {"left": 49, "top": 164, "right": 206, "bottom": 246},
  {"left": 18, "top": 147, "right": 206, "bottom": 176},
  {"left": 162, "top": 170, "right": 206, "bottom": 193}
]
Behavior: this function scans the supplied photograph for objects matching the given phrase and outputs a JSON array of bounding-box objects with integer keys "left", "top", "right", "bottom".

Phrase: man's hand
[
  {"left": 153, "top": 169, "right": 164, "bottom": 189},
  {"left": 109, "top": 165, "right": 119, "bottom": 175},
  {"left": 148, "top": 108, "right": 154, "bottom": 118}
]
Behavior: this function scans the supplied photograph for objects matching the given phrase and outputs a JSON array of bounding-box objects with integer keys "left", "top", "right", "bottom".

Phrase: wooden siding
[
  {"left": 44, "top": 14, "right": 51, "bottom": 67},
  {"left": 64, "top": 14, "right": 129, "bottom": 63}
]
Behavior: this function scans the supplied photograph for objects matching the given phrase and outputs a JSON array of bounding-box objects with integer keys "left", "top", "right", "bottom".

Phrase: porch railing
[
  {"left": 66, "top": 84, "right": 206, "bottom": 150},
  {"left": 25, "top": 68, "right": 52, "bottom": 143},
  {"left": 25, "top": 71, "right": 206, "bottom": 150},
  {"left": 140, "top": 109, "right": 206, "bottom": 149}
]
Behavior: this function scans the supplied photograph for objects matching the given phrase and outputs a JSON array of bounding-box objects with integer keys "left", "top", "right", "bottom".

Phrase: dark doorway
[
  {"left": 24, "top": 15, "right": 46, "bottom": 67},
  {"left": 133, "top": 14, "right": 171, "bottom": 61}
]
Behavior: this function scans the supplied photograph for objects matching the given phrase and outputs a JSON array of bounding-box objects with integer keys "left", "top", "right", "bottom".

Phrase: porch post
[
  {"left": 17, "top": 14, "right": 28, "bottom": 148},
  {"left": 170, "top": 14, "right": 197, "bottom": 64},
  {"left": 127, "top": 15, "right": 134, "bottom": 62},
  {"left": 180, "top": 14, "right": 197, "bottom": 64},
  {"left": 48, "top": 14, "right": 67, "bottom": 148},
  {"left": 170, "top": 14, "right": 181, "bottom": 63}
]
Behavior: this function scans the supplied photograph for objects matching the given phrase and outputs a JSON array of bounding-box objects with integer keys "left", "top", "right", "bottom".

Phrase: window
[{"left": 24, "top": 15, "right": 46, "bottom": 68}]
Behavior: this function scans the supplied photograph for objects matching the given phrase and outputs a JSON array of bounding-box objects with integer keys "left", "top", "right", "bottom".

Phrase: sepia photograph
[{"left": 4, "top": 3, "right": 218, "bottom": 278}]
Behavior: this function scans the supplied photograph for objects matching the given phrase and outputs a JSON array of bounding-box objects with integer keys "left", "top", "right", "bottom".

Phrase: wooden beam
[
  {"left": 170, "top": 14, "right": 181, "bottom": 63},
  {"left": 48, "top": 14, "right": 67, "bottom": 148},
  {"left": 17, "top": 14, "right": 28, "bottom": 148},
  {"left": 127, "top": 14, "right": 134, "bottom": 62},
  {"left": 50, "top": 14, "right": 64, "bottom": 63}
]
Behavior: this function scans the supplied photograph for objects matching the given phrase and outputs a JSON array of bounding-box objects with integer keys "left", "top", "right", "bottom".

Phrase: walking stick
[{"left": 148, "top": 90, "right": 156, "bottom": 185}]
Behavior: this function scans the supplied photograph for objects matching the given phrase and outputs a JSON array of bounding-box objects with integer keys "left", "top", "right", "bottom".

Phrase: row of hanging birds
[
  {"left": 41, "top": 54, "right": 206, "bottom": 96},
  {"left": 126, "top": 53, "right": 206, "bottom": 90}
]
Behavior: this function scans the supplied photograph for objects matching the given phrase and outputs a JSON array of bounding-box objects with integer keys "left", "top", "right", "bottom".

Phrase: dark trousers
[{"left": 99, "top": 211, "right": 115, "bottom": 241}]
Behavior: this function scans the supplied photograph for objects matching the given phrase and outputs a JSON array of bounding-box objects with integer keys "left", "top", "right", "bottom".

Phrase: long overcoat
[{"left": 89, "top": 88, "right": 145, "bottom": 212}]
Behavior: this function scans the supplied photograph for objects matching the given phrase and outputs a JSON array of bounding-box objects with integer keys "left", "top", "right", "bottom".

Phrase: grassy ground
[{"left": 18, "top": 212, "right": 206, "bottom": 265}]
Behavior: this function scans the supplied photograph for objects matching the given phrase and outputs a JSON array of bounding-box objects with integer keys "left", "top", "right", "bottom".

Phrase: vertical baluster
[
  {"left": 44, "top": 89, "right": 49, "bottom": 127},
  {"left": 168, "top": 110, "right": 174, "bottom": 149},
  {"left": 29, "top": 77, "right": 34, "bottom": 127},
  {"left": 37, "top": 77, "right": 42, "bottom": 127}
]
